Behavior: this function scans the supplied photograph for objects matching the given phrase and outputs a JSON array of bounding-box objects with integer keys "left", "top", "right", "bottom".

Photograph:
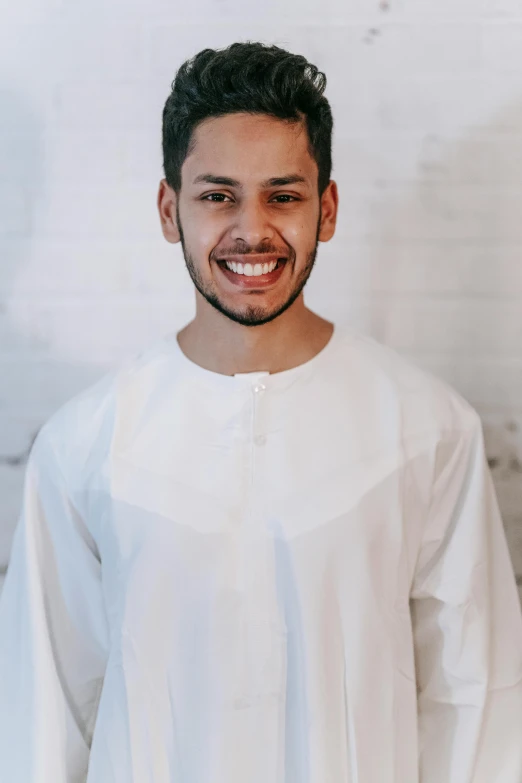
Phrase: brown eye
[
  {"left": 272, "top": 195, "right": 298, "bottom": 203},
  {"left": 202, "top": 193, "right": 231, "bottom": 202}
]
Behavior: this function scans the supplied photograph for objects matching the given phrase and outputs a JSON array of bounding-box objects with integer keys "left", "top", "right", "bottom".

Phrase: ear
[
  {"left": 157, "top": 178, "right": 181, "bottom": 243},
  {"left": 318, "top": 180, "right": 338, "bottom": 242}
]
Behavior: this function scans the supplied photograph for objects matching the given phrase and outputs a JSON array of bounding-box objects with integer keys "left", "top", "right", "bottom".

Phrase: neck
[{"left": 176, "top": 310, "right": 334, "bottom": 376}]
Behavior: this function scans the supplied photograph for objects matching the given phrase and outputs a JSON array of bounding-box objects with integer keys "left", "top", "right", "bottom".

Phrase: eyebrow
[{"left": 192, "top": 173, "right": 308, "bottom": 188}]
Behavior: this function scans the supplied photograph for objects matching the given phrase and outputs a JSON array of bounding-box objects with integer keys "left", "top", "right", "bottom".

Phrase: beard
[{"left": 175, "top": 202, "right": 321, "bottom": 328}]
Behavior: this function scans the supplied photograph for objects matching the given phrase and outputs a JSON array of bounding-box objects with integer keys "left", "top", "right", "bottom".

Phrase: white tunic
[{"left": 1, "top": 323, "right": 522, "bottom": 783}]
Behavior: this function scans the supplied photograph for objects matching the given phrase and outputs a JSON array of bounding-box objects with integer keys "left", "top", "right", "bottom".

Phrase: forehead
[{"left": 183, "top": 112, "right": 317, "bottom": 184}]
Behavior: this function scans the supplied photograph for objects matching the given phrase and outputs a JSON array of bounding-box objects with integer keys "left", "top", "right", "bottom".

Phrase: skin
[{"left": 157, "top": 111, "right": 339, "bottom": 376}]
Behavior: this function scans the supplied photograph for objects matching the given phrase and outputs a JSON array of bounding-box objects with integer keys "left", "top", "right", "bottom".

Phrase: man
[{"left": 0, "top": 41, "right": 521, "bottom": 783}]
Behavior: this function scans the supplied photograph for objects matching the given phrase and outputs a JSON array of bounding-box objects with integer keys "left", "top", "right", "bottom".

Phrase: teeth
[{"left": 224, "top": 260, "right": 279, "bottom": 276}]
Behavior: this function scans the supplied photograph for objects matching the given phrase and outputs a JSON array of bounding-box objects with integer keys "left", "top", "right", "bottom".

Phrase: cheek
[
  {"left": 284, "top": 219, "right": 314, "bottom": 246},
  {"left": 282, "top": 206, "right": 317, "bottom": 237},
  {"left": 185, "top": 222, "right": 222, "bottom": 257}
]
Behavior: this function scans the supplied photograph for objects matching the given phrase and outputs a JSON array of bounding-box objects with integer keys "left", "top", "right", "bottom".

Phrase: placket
[
  {"left": 234, "top": 372, "right": 271, "bottom": 593},
  {"left": 231, "top": 375, "right": 287, "bottom": 783}
]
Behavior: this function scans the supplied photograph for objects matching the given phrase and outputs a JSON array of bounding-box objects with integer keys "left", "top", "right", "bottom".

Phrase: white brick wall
[{"left": 1, "top": 0, "right": 521, "bottom": 604}]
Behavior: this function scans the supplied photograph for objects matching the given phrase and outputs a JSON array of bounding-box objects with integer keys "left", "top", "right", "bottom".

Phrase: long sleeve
[
  {"left": 0, "top": 426, "right": 110, "bottom": 783},
  {"left": 410, "top": 410, "right": 522, "bottom": 782}
]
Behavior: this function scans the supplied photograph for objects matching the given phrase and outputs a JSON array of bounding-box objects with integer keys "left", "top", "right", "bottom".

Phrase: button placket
[
  {"left": 252, "top": 381, "right": 267, "bottom": 445},
  {"left": 237, "top": 376, "right": 269, "bottom": 592}
]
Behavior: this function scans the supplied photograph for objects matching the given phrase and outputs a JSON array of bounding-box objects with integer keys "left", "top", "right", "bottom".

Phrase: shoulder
[
  {"left": 33, "top": 334, "right": 176, "bottom": 479},
  {"left": 334, "top": 326, "right": 481, "bottom": 440}
]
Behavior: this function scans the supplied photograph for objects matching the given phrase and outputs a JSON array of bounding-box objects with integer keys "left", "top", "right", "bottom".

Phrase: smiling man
[
  {"left": 158, "top": 81, "right": 338, "bottom": 376},
  {"left": 1, "top": 42, "right": 522, "bottom": 783}
]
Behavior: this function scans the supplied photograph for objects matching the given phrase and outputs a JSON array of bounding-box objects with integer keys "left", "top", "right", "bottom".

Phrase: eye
[
  {"left": 271, "top": 194, "right": 299, "bottom": 203},
  {"left": 201, "top": 193, "right": 232, "bottom": 202}
]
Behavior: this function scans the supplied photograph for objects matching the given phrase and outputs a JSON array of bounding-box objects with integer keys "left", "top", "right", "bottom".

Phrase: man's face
[{"left": 158, "top": 112, "right": 337, "bottom": 328}]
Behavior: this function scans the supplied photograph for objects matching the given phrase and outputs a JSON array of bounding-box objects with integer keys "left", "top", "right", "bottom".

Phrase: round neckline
[{"left": 166, "top": 322, "right": 344, "bottom": 391}]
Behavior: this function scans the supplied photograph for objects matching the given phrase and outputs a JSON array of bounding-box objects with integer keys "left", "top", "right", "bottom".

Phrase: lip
[
  {"left": 215, "top": 256, "right": 288, "bottom": 289},
  {"left": 218, "top": 255, "right": 285, "bottom": 265}
]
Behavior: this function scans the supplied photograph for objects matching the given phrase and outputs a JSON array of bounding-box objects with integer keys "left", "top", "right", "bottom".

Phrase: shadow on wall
[
  {"left": 366, "top": 101, "right": 522, "bottom": 476},
  {"left": 0, "top": 87, "right": 106, "bottom": 575},
  {"left": 0, "top": 86, "right": 104, "bottom": 458}
]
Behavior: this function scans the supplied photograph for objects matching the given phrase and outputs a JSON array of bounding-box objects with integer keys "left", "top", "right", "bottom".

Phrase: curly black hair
[{"left": 162, "top": 41, "right": 333, "bottom": 196}]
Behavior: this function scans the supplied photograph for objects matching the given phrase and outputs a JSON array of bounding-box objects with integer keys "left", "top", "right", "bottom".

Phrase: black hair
[{"left": 162, "top": 41, "right": 333, "bottom": 196}]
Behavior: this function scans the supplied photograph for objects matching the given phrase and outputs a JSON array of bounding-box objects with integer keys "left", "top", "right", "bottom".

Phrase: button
[
  {"left": 254, "top": 435, "right": 266, "bottom": 446},
  {"left": 253, "top": 384, "right": 266, "bottom": 393}
]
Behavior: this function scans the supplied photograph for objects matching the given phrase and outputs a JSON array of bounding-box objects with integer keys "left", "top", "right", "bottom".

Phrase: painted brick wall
[{"left": 1, "top": 0, "right": 521, "bottom": 604}]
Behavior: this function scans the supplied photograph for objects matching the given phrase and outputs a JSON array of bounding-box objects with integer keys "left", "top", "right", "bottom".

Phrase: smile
[
  {"left": 219, "top": 258, "right": 286, "bottom": 276},
  {"left": 215, "top": 257, "right": 288, "bottom": 288}
]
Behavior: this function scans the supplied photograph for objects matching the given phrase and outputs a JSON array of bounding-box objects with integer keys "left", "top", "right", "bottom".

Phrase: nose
[{"left": 229, "top": 198, "right": 274, "bottom": 247}]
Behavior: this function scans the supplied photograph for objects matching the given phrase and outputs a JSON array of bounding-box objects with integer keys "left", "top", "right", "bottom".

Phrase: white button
[
  {"left": 254, "top": 435, "right": 266, "bottom": 446},
  {"left": 253, "top": 384, "right": 266, "bottom": 393}
]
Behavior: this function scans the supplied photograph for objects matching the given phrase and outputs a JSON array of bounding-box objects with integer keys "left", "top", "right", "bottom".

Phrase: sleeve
[
  {"left": 0, "top": 427, "right": 110, "bottom": 783},
  {"left": 410, "top": 410, "right": 522, "bottom": 783}
]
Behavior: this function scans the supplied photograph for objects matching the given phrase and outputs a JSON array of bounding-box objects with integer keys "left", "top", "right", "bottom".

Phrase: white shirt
[{"left": 1, "top": 323, "right": 522, "bottom": 783}]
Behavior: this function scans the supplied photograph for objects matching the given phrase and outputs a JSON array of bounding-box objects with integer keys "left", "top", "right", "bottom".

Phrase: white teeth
[{"left": 224, "top": 260, "right": 278, "bottom": 276}]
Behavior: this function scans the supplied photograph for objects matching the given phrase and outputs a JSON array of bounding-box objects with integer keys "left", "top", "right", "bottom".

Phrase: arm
[
  {"left": 0, "top": 426, "right": 110, "bottom": 782},
  {"left": 410, "top": 411, "right": 522, "bottom": 783}
]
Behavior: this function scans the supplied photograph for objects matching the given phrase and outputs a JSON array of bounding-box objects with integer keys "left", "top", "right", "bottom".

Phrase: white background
[{"left": 1, "top": 0, "right": 521, "bottom": 601}]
